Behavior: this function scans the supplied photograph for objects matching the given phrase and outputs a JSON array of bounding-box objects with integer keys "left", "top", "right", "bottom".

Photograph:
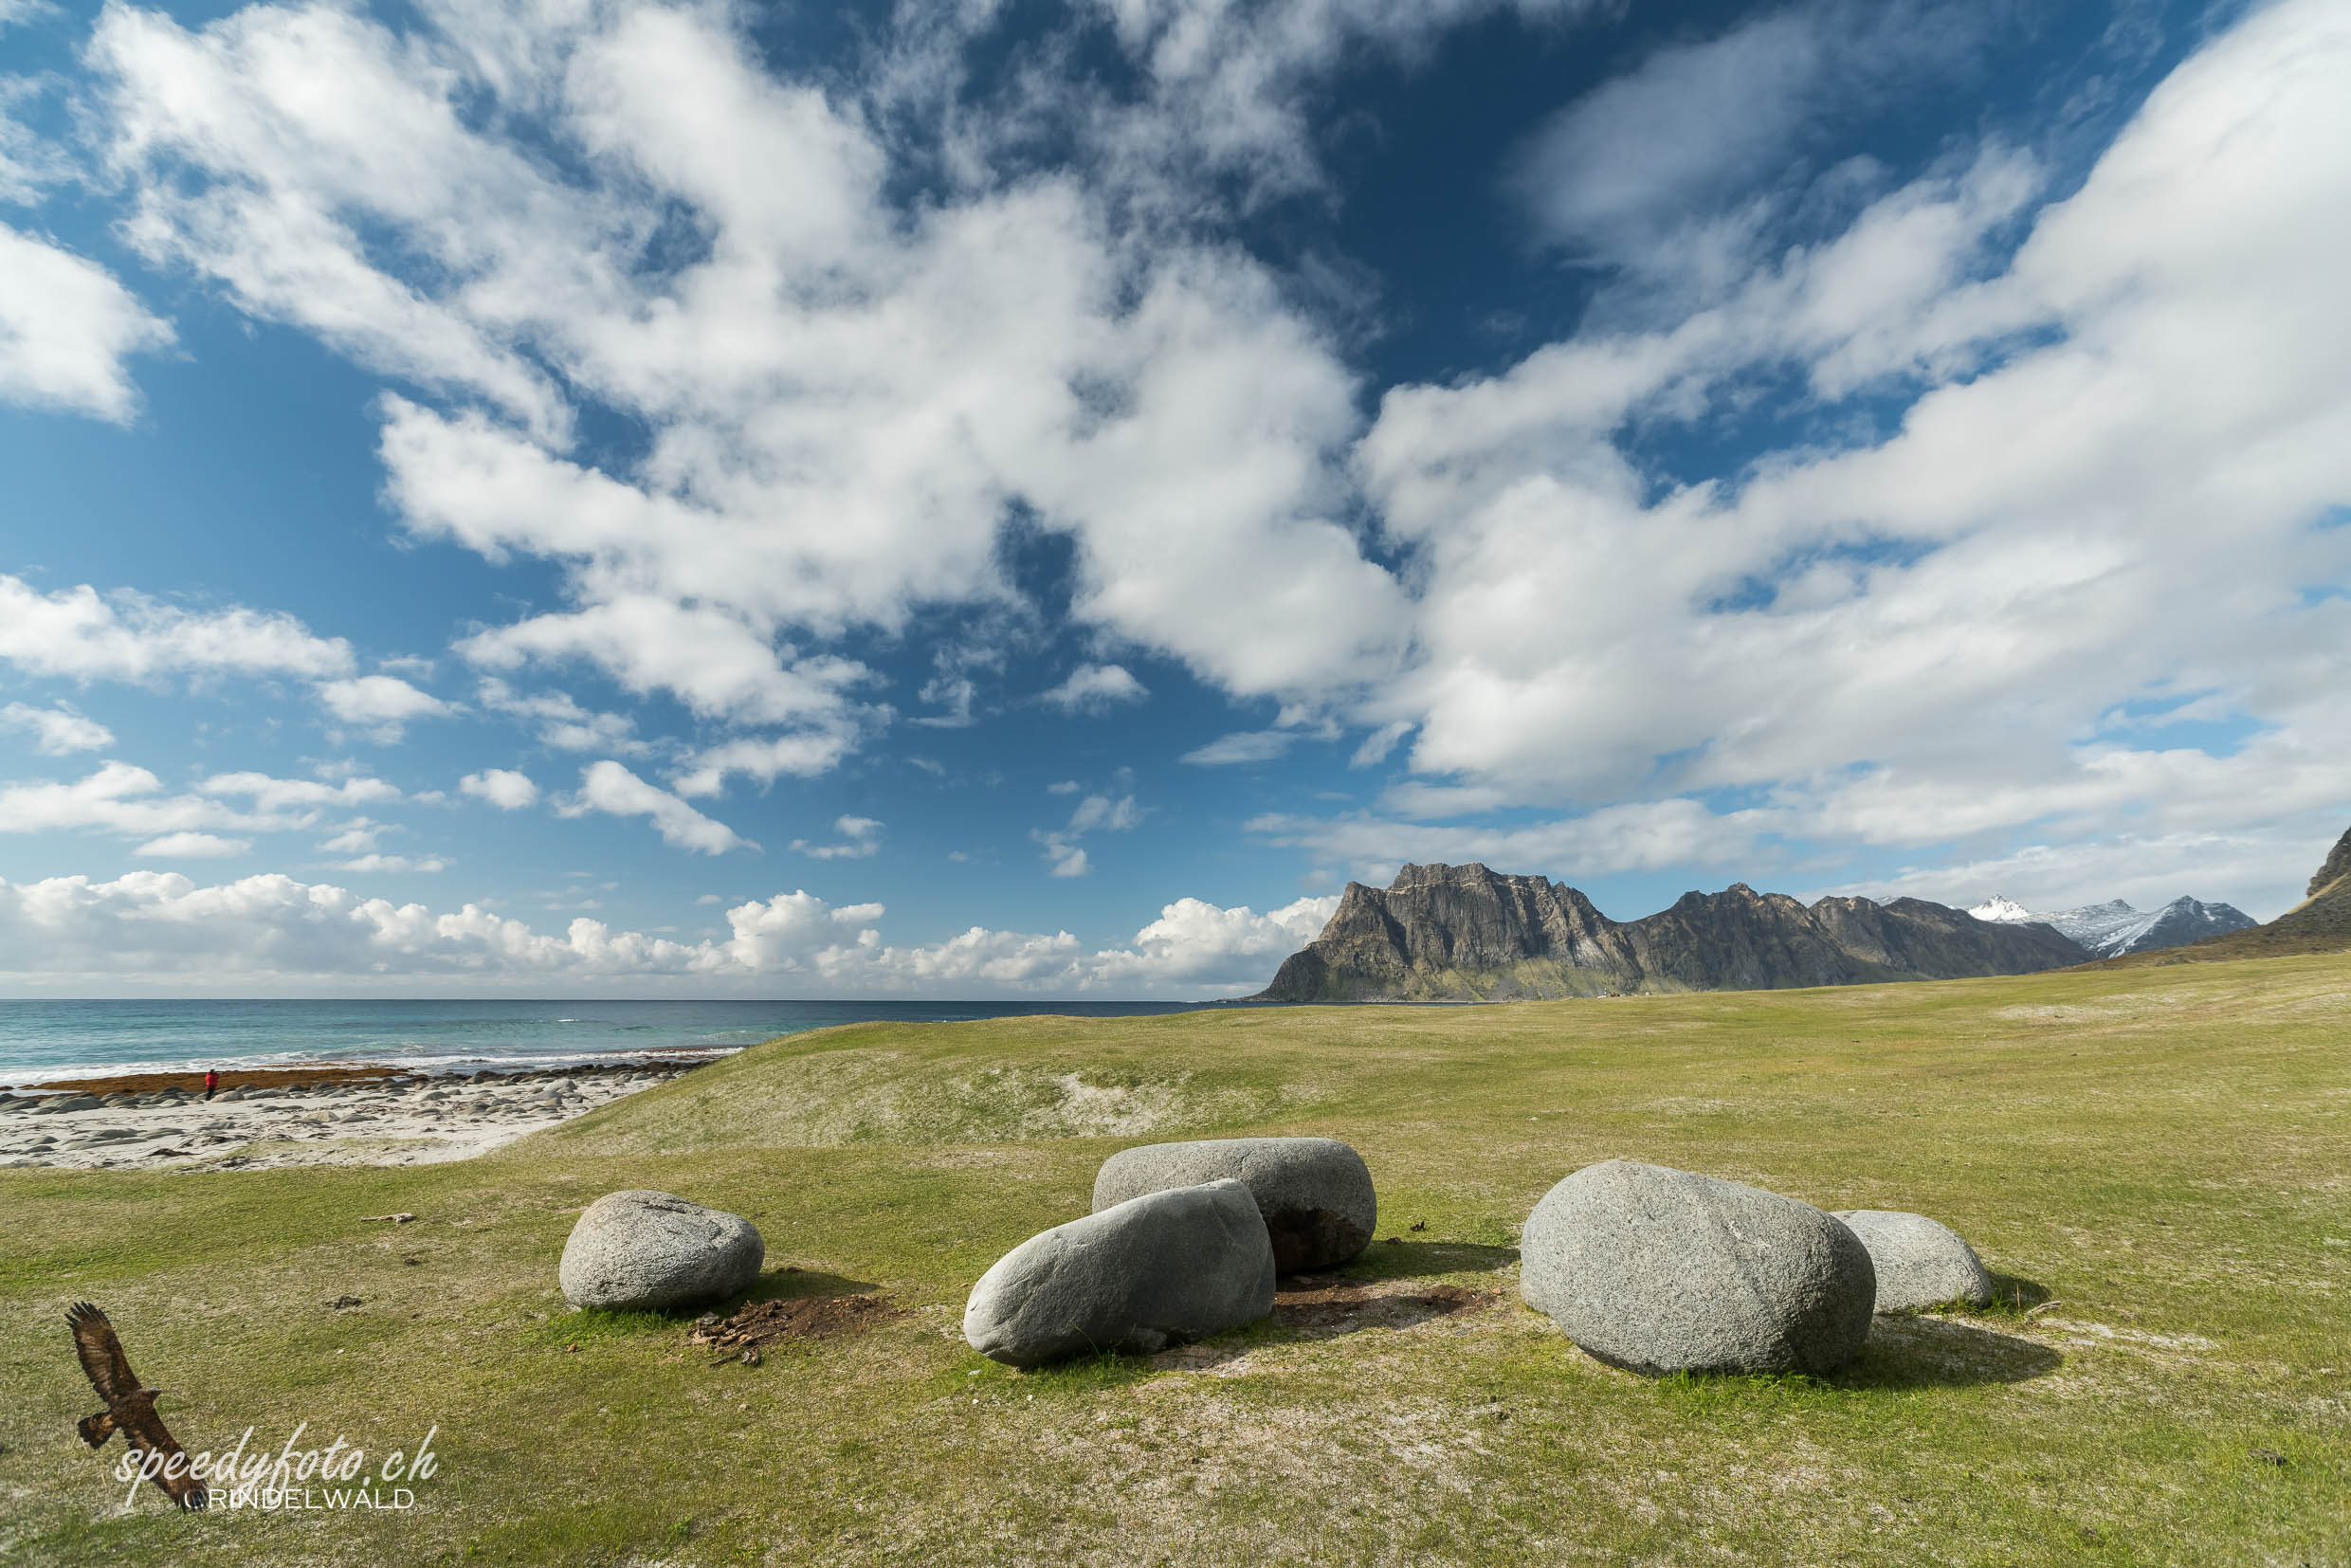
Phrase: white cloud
[
  {"left": 669, "top": 728, "right": 867, "bottom": 799},
  {"left": 317, "top": 819, "right": 387, "bottom": 854},
  {"left": 0, "top": 762, "right": 257, "bottom": 839},
  {"left": 198, "top": 771, "right": 402, "bottom": 811},
  {"left": 323, "top": 853, "right": 448, "bottom": 873},
  {"left": 1506, "top": 0, "right": 1994, "bottom": 283},
  {"left": 132, "top": 831, "right": 248, "bottom": 859},
  {"left": 792, "top": 815, "right": 884, "bottom": 860},
  {"left": 88, "top": 0, "right": 1410, "bottom": 768},
  {"left": 0, "top": 702, "right": 113, "bottom": 755},
  {"left": 0, "top": 223, "right": 173, "bottom": 422},
  {"left": 1181, "top": 729, "right": 1296, "bottom": 765},
  {"left": 0, "top": 869, "right": 1332, "bottom": 995},
  {"left": 316, "top": 674, "right": 454, "bottom": 741},
  {"left": 0, "top": 574, "right": 352, "bottom": 684},
  {"left": 1038, "top": 662, "right": 1149, "bottom": 714},
  {"left": 1033, "top": 790, "right": 1142, "bottom": 876},
  {"left": 1343, "top": 0, "right": 2351, "bottom": 857},
  {"left": 0, "top": 78, "right": 70, "bottom": 204},
  {"left": 61, "top": 0, "right": 2351, "bottom": 922},
  {"left": 474, "top": 679, "right": 648, "bottom": 756},
  {"left": 560, "top": 759, "right": 750, "bottom": 854},
  {"left": 459, "top": 768, "right": 539, "bottom": 810}
]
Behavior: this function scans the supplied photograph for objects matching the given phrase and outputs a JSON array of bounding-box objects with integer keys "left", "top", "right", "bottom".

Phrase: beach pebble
[
  {"left": 1520, "top": 1159, "right": 1875, "bottom": 1377},
  {"left": 1093, "top": 1137, "right": 1377, "bottom": 1273},
  {"left": 559, "top": 1190, "right": 765, "bottom": 1312},
  {"left": 1832, "top": 1210, "right": 1996, "bottom": 1311},
  {"left": 965, "top": 1179, "right": 1276, "bottom": 1367}
]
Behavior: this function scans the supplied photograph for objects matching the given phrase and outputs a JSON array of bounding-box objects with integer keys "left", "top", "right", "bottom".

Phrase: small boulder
[
  {"left": 558, "top": 1190, "right": 763, "bottom": 1312},
  {"left": 1093, "top": 1137, "right": 1376, "bottom": 1272},
  {"left": 1521, "top": 1159, "right": 1874, "bottom": 1377},
  {"left": 965, "top": 1179, "right": 1274, "bottom": 1366},
  {"left": 1833, "top": 1210, "right": 1995, "bottom": 1311}
]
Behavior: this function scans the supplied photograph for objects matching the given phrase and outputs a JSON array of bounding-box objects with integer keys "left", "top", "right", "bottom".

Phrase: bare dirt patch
[
  {"left": 1272, "top": 1277, "right": 1492, "bottom": 1336},
  {"left": 687, "top": 1292, "right": 901, "bottom": 1358}
]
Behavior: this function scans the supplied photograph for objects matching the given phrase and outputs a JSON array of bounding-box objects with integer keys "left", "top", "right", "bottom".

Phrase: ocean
[{"left": 0, "top": 998, "right": 1214, "bottom": 1086}]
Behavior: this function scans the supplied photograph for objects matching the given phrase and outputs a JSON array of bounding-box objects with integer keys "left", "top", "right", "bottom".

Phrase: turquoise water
[{"left": 0, "top": 998, "right": 1212, "bottom": 1085}]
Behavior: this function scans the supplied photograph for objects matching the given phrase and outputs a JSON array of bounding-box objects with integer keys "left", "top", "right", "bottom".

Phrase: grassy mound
[{"left": 2, "top": 956, "right": 2345, "bottom": 1565}]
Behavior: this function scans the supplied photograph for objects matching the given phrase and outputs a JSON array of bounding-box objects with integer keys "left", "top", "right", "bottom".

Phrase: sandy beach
[{"left": 0, "top": 1058, "right": 711, "bottom": 1170}]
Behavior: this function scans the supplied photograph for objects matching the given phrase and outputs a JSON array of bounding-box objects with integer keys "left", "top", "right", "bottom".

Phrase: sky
[{"left": 0, "top": 0, "right": 2344, "bottom": 996}]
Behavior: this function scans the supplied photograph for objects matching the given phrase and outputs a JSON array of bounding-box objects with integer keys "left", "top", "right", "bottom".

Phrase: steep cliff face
[
  {"left": 1252, "top": 864, "right": 2088, "bottom": 1001},
  {"left": 2310, "top": 827, "right": 2351, "bottom": 900}
]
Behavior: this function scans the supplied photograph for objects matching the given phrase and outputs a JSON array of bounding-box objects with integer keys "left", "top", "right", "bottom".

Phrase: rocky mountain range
[
  {"left": 1251, "top": 863, "right": 2088, "bottom": 1002},
  {"left": 1965, "top": 893, "right": 2255, "bottom": 957},
  {"left": 2096, "top": 823, "right": 2351, "bottom": 967}
]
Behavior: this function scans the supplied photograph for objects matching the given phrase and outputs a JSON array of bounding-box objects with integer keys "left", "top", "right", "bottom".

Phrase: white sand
[{"left": 0, "top": 1067, "right": 693, "bottom": 1170}]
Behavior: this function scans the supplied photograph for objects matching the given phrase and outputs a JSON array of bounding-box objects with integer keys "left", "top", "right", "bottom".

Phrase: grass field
[{"left": 1, "top": 954, "right": 2345, "bottom": 1565}]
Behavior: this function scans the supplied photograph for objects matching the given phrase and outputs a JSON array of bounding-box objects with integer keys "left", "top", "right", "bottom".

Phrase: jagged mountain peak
[
  {"left": 1253, "top": 864, "right": 2086, "bottom": 1002},
  {"left": 1967, "top": 894, "right": 2037, "bottom": 922},
  {"left": 1965, "top": 890, "right": 2254, "bottom": 957}
]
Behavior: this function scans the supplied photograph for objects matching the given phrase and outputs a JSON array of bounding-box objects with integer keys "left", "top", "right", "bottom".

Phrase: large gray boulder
[
  {"left": 1833, "top": 1210, "right": 1996, "bottom": 1311},
  {"left": 558, "top": 1190, "right": 764, "bottom": 1311},
  {"left": 966, "top": 1179, "right": 1275, "bottom": 1366},
  {"left": 1521, "top": 1160, "right": 1874, "bottom": 1377},
  {"left": 1093, "top": 1137, "right": 1376, "bottom": 1272}
]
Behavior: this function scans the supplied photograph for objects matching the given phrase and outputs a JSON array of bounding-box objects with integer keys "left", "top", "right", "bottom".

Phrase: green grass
[{"left": 2, "top": 954, "right": 2347, "bottom": 1565}]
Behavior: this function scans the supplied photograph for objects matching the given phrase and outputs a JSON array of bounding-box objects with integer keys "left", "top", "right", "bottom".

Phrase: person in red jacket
[{"left": 203, "top": 1067, "right": 220, "bottom": 1101}]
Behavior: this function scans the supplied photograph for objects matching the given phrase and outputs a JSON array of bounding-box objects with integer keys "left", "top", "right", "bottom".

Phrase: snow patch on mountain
[{"left": 1966, "top": 893, "right": 2256, "bottom": 957}]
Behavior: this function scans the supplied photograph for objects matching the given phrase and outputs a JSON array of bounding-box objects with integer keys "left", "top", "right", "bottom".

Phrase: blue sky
[{"left": 0, "top": 0, "right": 2345, "bottom": 995}]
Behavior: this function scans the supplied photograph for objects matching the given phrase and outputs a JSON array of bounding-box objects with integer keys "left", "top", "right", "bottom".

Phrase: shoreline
[
  {"left": 0, "top": 1056, "right": 714, "bottom": 1171},
  {"left": 6, "top": 1045, "right": 734, "bottom": 1097}
]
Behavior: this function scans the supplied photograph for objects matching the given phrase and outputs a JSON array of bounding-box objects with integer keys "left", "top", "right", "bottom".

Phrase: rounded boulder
[
  {"left": 966, "top": 1178, "right": 1275, "bottom": 1367},
  {"left": 1833, "top": 1210, "right": 1996, "bottom": 1311},
  {"left": 1093, "top": 1137, "right": 1376, "bottom": 1272},
  {"left": 558, "top": 1189, "right": 764, "bottom": 1311},
  {"left": 1521, "top": 1159, "right": 1875, "bottom": 1377}
]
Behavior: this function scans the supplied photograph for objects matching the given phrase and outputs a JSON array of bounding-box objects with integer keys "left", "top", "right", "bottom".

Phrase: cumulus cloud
[
  {"left": 459, "top": 768, "right": 539, "bottom": 810},
  {"left": 0, "top": 223, "right": 173, "bottom": 422},
  {"left": 0, "top": 761, "right": 261, "bottom": 840},
  {"left": 0, "top": 574, "right": 352, "bottom": 684},
  {"left": 86, "top": 0, "right": 1411, "bottom": 776},
  {"left": 1332, "top": 0, "right": 2351, "bottom": 912},
  {"left": 0, "top": 871, "right": 1333, "bottom": 995},
  {"left": 474, "top": 680, "right": 648, "bottom": 756},
  {"left": 323, "top": 853, "right": 449, "bottom": 873},
  {"left": 669, "top": 728, "right": 868, "bottom": 799},
  {"left": 560, "top": 760, "right": 750, "bottom": 854},
  {"left": 1037, "top": 662, "right": 1149, "bottom": 715},
  {"left": 51, "top": 0, "right": 2351, "bottom": 931},
  {"left": 0, "top": 761, "right": 408, "bottom": 848},
  {"left": 316, "top": 674, "right": 455, "bottom": 741},
  {"left": 0, "top": 702, "right": 113, "bottom": 755},
  {"left": 132, "top": 831, "right": 248, "bottom": 858},
  {"left": 792, "top": 815, "right": 884, "bottom": 860},
  {"left": 198, "top": 771, "right": 401, "bottom": 812}
]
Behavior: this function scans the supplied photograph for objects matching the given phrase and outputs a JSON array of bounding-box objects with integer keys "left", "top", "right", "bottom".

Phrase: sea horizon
[{"left": 0, "top": 996, "right": 1223, "bottom": 1086}]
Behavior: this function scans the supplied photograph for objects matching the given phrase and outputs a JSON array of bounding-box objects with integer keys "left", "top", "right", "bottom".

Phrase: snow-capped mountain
[{"left": 1966, "top": 894, "right": 2257, "bottom": 957}]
